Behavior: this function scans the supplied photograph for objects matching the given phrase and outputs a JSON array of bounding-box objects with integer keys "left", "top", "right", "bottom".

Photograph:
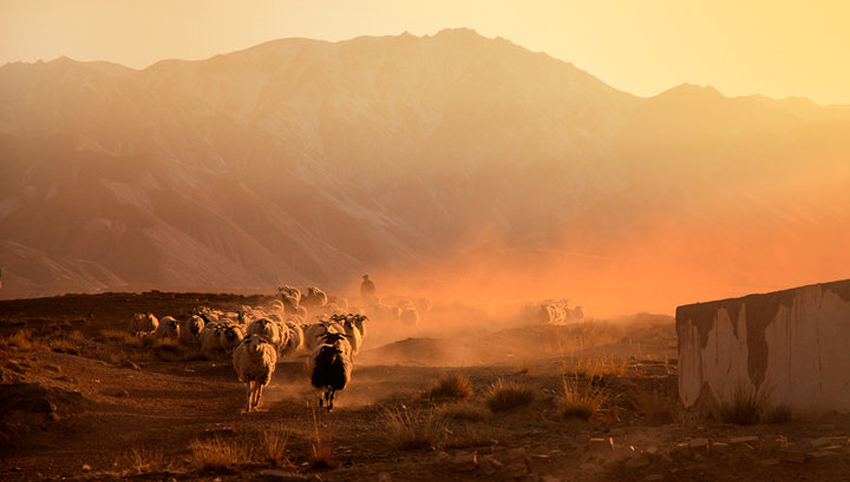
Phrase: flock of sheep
[{"left": 128, "top": 285, "right": 371, "bottom": 412}]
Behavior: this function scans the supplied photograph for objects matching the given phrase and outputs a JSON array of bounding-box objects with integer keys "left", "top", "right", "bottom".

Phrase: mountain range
[{"left": 1, "top": 28, "right": 849, "bottom": 314}]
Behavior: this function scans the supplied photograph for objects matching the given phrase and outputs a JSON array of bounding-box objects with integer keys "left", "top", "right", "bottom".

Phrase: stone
[
  {"left": 43, "top": 364, "right": 62, "bottom": 374},
  {"left": 759, "top": 435, "right": 787, "bottom": 452},
  {"left": 451, "top": 451, "right": 477, "bottom": 472},
  {"left": 810, "top": 437, "right": 833, "bottom": 448},
  {"left": 710, "top": 441, "right": 729, "bottom": 453},
  {"left": 587, "top": 437, "right": 614, "bottom": 452},
  {"left": 688, "top": 438, "right": 709, "bottom": 450},
  {"left": 729, "top": 436, "right": 760, "bottom": 445},
  {"left": 644, "top": 475, "right": 664, "bottom": 481},
  {"left": 120, "top": 360, "right": 142, "bottom": 371},
  {"left": 502, "top": 463, "right": 529, "bottom": 479},
  {"left": 758, "top": 458, "right": 780, "bottom": 467},
  {"left": 477, "top": 456, "right": 503, "bottom": 476},
  {"left": 529, "top": 445, "right": 550, "bottom": 459},
  {"left": 5, "top": 361, "right": 25, "bottom": 374},
  {"left": 435, "top": 451, "right": 450, "bottom": 464},
  {"left": 777, "top": 450, "right": 807, "bottom": 464},
  {"left": 377, "top": 472, "right": 392, "bottom": 482},
  {"left": 541, "top": 477, "right": 561, "bottom": 482},
  {"left": 255, "top": 469, "right": 310, "bottom": 482}
]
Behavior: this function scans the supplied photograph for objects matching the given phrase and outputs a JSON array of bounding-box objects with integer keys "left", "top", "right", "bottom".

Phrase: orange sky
[{"left": 2, "top": 0, "right": 849, "bottom": 105}]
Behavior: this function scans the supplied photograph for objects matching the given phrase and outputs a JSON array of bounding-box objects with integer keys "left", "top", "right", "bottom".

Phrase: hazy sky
[{"left": 2, "top": 0, "right": 849, "bottom": 105}]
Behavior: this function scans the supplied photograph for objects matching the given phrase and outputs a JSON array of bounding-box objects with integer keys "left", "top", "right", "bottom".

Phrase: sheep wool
[
  {"left": 232, "top": 335, "right": 278, "bottom": 412},
  {"left": 308, "top": 332, "right": 353, "bottom": 412}
]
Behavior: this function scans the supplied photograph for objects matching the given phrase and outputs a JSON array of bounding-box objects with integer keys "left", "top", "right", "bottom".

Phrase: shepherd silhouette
[{"left": 360, "top": 274, "right": 376, "bottom": 300}]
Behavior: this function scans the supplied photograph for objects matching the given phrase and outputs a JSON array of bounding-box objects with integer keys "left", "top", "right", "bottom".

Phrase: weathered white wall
[{"left": 677, "top": 280, "right": 850, "bottom": 414}]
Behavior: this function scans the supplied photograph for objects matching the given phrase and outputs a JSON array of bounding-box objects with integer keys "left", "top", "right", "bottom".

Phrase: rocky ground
[{"left": 1, "top": 292, "right": 849, "bottom": 482}]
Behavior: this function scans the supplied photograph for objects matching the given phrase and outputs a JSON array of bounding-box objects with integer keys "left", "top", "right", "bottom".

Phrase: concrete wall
[{"left": 677, "top": 279, "right": 850, "bottom": 414}]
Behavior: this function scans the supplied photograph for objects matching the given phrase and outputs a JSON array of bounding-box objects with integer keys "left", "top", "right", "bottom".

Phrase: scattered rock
[
  {"left": 120, "top": 360, "right": 142, "bottom": 371},
  {"left": 5, "top": 361, "right": 25, "bottom": 374},
  {"left": 587, "top": 437, "right": 614, "bottom": 452},
  {"left": 688, "top": 438, "right": 708, "bottom": 450},
  {"left": 541, "top": 476, "right": 561, "bottom": 482},
  {"left": 502, "top": 463, "right": 529, "bottom": 479},
  {"left": 644, "top": 475, "right": 664, "bottom": 481},
  {"left": 450, "top": 451, "right": 477, "bottom": 472},
  {"left": 255, "top": 470, "right": 310, "bottom": 482},
  {"left": 810, "top": 437, "right": 834, "bottom": 448},
  {"left": 101, "top": 388, "right": 130, "bottom": 398},
  {"left": 729, "top": 435, "right": 759, "bottom": 445},
  {"left": 54, "top": 375, "right": 78, "bottom": 384},
  {"left": 43, "top": 364, "right": 62, "bottom": 374},
  {"left": 478, "top": 455, "right": 504, "bottom": 476},
  {"left": 758, "top": 458, "right": 780, "bottom": 467},
  {"left": 777, "top": 450, "right": 807, "bottom": 464},
  {"left": 377, "top": 472, "right": 392, "bottom": 482},
  {"left": 759, "top": 435, "right": 787, "bottom": 453}
]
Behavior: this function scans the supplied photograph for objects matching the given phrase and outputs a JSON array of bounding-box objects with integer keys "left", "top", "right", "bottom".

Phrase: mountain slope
[{"left": 1, "top": 29, "right": 849, "bottom": 313}]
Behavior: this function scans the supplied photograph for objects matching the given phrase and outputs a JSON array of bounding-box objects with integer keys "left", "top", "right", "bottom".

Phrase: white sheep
[
  {"left": 199, "top": 322, "right": 224, "bottom": 359},
  {"left": 130, "top": 312, "right": 159, "bottom": 336},
  {"left": 281, "top": 321, "right": 304, "bottom": 358},
  {"left": 179, "top": 315, "right": 206, "bottom": 344},
  {"left": 154, "top": 315, "right": 181, "bottom": 339},
  {"left": 308, "top": 331, "right": 352, "bottom": 412},
  {"left": 246, "top": 318, "right": 280, "bottom": 346},
  {"left": 302, "top": 287, "right": 329, "bottom": 310},
  {"left": 218, "top": 323, "right": 245, "bottom": 353},
  {"left": 232, "top": 334, "right": 277, "bottom": 412}
]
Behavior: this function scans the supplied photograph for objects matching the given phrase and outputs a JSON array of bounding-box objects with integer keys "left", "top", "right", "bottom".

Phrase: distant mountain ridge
[{"left": 1, "top": 29, "right": 849, "bottom": 312}]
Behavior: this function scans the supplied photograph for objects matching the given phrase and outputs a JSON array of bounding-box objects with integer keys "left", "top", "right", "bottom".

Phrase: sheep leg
[
  {"left": 255, "top": 384, "right": 264, "bottom": 410},
  {"left": 327, "top": 388, "right": 335, "bottom": 412},
  {"left": 245, "top": 382, "right": 252, "bottom": 413}
]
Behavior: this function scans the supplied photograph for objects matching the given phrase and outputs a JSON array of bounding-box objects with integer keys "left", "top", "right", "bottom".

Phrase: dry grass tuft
[
  {"left": 442, "top": 422, "right": 498, "bottom": 449},
  {"left": 424, "top": 372, "right": 474, "bottom": 402},
  {"left": 188, "top": 437, "right": 249, "bottom": 470},
  {"left": 260, "top": 428, "right": 291, "bottom": 465},
  {"left": 383, "top": 407, "right": 446, "bottom": 451},
  {"left": 5, "top": 330, "right": 34, "bottom": 350},
  {"left": 717, "top": 384, "right": 765, "bottom": 425},
  {"left": 485, "top": 379, "right": 535, "bottom": 413},
  {"left": 762, "top": 403, "right": 793, "bottom": 424},
  {"left": 309, "top": 403, "right": 336, "bottom": 469},
  {"left": 560, "top": 376, "right": 605, "bottom": 421},
  {"left": 570, "top": 356, "right": 627, "bottom": 378},
  {"left": 437, "top": 402, "right": 489, "bottom": 422},
  {"left": 124, "top": 447, "right": 168, "bottom": 475}
]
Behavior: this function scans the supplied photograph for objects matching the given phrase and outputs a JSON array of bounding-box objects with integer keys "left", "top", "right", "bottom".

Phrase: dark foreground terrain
[{"left": 1, "top": 292, "right": 848, "bottom": 482}]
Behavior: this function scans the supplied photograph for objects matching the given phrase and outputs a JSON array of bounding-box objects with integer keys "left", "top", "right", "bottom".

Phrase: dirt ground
[{"left": 1, "top": 292, "right": 849, "bottom": 482}]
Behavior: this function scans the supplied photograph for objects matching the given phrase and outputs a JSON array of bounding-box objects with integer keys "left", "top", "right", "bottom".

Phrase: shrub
[
  {"left": 485, "top": 379, "right": 535, "bottom": 413},
  {"left": 124, "top": 447, "right": 168, "bottom": 475},
  {"left": 383, "top": 407, "right": 446, "bottom": 451},
  {"left": 717, "top": 384, "right": 763, "bottom": 425},
  {"left": 437, "top": 402, "right": 489, "bottom": 422},
  {"left": 560, "top": 376, "right": 605, "bottom": 421},
  {"left": 188, "top": 437, "right": 249, "bottom": 470},
  {"left": 424, "top": 373, "right": 474, "bottom": 401},
  {"left": 260, "top": 428, "right": 290, "bottom": 465}
]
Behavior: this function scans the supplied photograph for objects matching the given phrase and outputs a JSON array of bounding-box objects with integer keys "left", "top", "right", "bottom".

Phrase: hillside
[{"left": 1, "top": 29, "right": 849, "bottom": 313}]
